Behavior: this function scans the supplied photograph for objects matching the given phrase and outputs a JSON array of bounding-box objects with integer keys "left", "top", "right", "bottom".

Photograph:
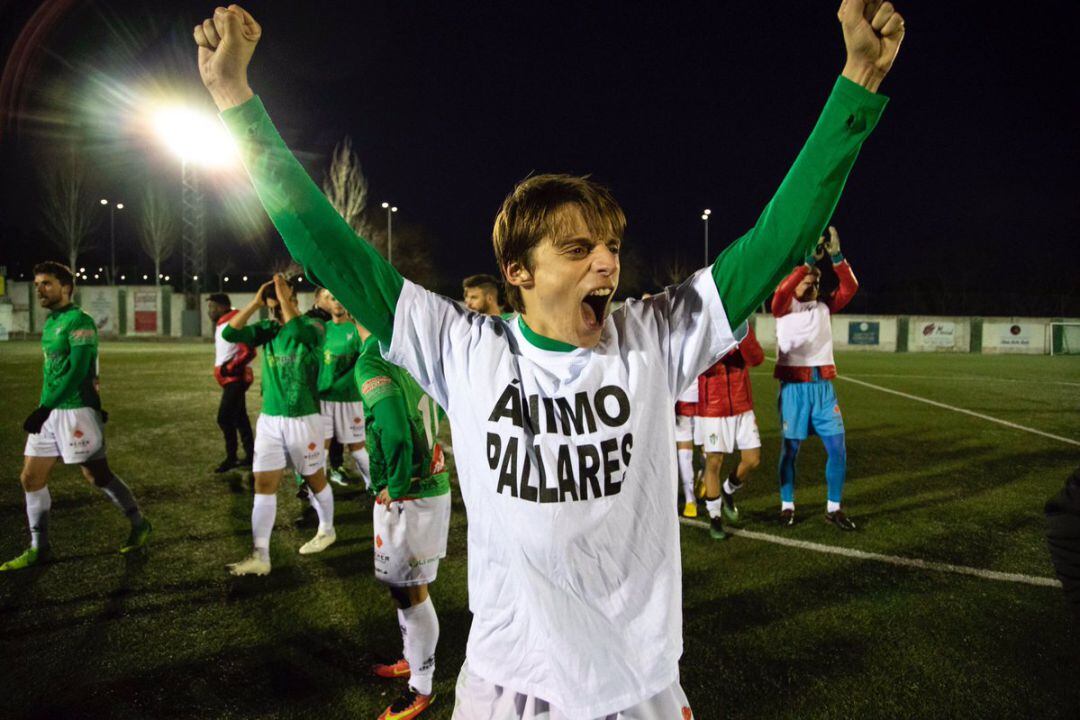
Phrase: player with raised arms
[
  {"left": 222, "top": 273, "right": 335, "bottom": 575},
  {"left": 194, "top": 1, "right": 903, "bottom": 715}
]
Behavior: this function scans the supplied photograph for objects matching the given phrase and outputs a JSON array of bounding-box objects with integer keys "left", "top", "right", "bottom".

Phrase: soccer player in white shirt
[{"left": 194, "top": 2, "right": 904, "bottom": 715}]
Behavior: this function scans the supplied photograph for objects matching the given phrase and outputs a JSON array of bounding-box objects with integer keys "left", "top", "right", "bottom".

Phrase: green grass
[{"left": 0, "top": 341, "right": 1077, "bottom": 719}]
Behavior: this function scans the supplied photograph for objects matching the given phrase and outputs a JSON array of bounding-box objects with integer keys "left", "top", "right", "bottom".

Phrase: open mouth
[{"left": 581, "top": 287, "right": 613, "bottom": 328}]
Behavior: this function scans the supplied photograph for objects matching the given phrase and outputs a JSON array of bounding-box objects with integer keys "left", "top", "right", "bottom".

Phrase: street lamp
[
  {"left": 100, "top": 198, "right": 125, "bottom": 284},
  {"left": 381, "top": 202, "right": 398, "bottom": 264},
  {"left": 701, "top": 209, "right": 712, "bottom": 266}
]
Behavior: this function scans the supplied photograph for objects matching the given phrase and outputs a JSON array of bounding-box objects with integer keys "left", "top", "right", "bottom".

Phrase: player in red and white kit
[
  {"left": 773, "top": 226, "right": 859, "bottom": 530},
  {"left": 695, "top": 325, "right": 765, "bottom": 539},
  {"left": 208, "top": 293, "right": 256, "bottom": 472}
]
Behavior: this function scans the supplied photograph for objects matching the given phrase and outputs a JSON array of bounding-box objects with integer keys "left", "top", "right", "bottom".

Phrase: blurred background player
[
  {"left": 222, "top": 273, "right": 335, "bottom": 575},
  {"left": 207, "top": 292, "right": 256, "bottom": 473},
  {"left": 772, "top": 226, "right": 858, "bottom": 530},
  {"left": 461, "top": 274, "right": 502, "bottom": 316},
  {"left": 696, "top": 324, "right": 765, "bottom": 540},
  {"left": 355, "top": 320, "right": 452, "bottom": 720},
  {"left": 319, "top": 291, "right": 370, "bottom": 489},
  {"left": 675, "top": 382, "right": 699, "bottom": 518},
  {"left": 3, "top": 261, "right": 151, "bottom": 571}
]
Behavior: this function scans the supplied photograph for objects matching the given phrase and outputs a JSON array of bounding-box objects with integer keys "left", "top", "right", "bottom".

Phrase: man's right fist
[{"left": 194, "top": 5, "right": 261, "bottom": 110}]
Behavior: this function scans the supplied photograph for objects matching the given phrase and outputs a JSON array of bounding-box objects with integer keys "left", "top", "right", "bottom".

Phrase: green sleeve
[
  {"left": 40, "top": 344, "right": 93, "bottom": 409},
  {"left": 370, "top": 392, "right": 414, "bottom": 500},
  {"left": 711, "top": 76, "right": 888, "bottom": 327},
  {"left": 220, "top": 97, "right": 404, "bottom": 344},
  {"left": 222, "top": 320, "right": 276, "bottom": 347}
]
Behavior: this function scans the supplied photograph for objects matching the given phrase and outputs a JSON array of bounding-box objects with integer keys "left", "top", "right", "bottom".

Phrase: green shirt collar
[
  {"left": 49, "top": 303, "right": 76, "bottom": 318},
  {"left": 517, "top": 316, "right": 577, "bottom": 353}
]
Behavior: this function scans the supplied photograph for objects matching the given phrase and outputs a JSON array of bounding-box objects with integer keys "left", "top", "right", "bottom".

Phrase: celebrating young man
[
  {"left": 353, "top": 320, "right": 452, "bottom": 720},
  {"left": 194, "top": 1, "right": 903, "bottom": 715},
  {"left": 772, "top": 226, "right": 860, "bottom": 530},
  {"left": 318, "top": 292, "right": 371, "bottom": 488},
  {"left": 207, "top": 292, "right": 256, "bottom": 472},
  {"left": 3, "top": 261, "right": 151, "bottom": 571},
  {"left": 222, "top": 273, "right": 335, "bottom": 575}
]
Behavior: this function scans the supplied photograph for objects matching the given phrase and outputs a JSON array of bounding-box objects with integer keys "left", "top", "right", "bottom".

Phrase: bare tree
[
  {"left": 138, "top": 186, "right": 177, "bottom": 287},
  {"left": 322, "top": 136, "right": 376, "bottom": 241},
  {"left": 39, "top": 150, "right": 97, "bottom": 271}
]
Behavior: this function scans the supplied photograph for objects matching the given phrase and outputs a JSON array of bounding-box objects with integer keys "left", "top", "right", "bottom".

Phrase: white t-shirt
[
  {"left": 214, "top": 315, "right": 242, "bottom": 368},
  {"left": 387, "top": 268, "right": 739, "bottom": 719},
  {"left": 775, "top": 300, "right": 834, "bottom": 368}
]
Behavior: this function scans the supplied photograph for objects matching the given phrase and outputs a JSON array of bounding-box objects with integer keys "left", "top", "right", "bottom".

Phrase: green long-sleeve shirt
[
  {"left": 318, "top": 319, "right": 363, "bottom": 402},
  {"left": 220, "top": 76, "right": 886, "bottom": 347},
  {"left": 222, "top": 316, "right": 324, "bottom": 417},
  {"left": 355, "top": 336, "right": 450, "bottom": 500},
  {"left": 39, "top": 304, "right": 100, "bottom": 410}
]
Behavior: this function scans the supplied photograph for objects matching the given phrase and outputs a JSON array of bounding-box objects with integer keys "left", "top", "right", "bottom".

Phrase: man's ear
[{"left": 504, "top": 261, "right": 534, "bottom": 291}]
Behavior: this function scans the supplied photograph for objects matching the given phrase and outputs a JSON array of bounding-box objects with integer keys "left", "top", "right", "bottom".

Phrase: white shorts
[
  {"left": 24, "top": 407, "right": 107, "bottom": 465},
  {"left": 674, "top": 414, "right": 695, "bottom": 444},
  {"left": 320, "top": 400, "right": 366, "bottom": 444},
  {"left": 694, "top": 410, "right": 761, "bottom": 454},
  {"left": 452, "top": 661, "right": 694, "bottom": 720},
  {"left": 373, "top": 492, "right": 451, "bottom": 587},
  {"left": 253, "top": 413, "right": 325, "bottom": 475}
]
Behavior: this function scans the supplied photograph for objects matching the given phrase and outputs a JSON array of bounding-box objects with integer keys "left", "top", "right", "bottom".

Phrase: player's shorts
[
  {"left": 320, "top": 400, "right": 366, "bottom": 444},
  {"left": 778, "top": 379, "right": 845, "bottom": 440},
  {"left": 24, "top": 407, "right": 107, "bottom": 465},
  {"left": 674, "top": 414, "right": 695, "bottom": 444},
  {"left": 372, "top": 492, "right": 451, "bottom": 587},
  {"left": 693, "top": 410, "right": 761, "bottom": 454},
  {"left": 252, "top": 413, "right": 325, "bottom": 475},
  {"left": 452, "top": 660, "right": 694, "bottom": 719}
]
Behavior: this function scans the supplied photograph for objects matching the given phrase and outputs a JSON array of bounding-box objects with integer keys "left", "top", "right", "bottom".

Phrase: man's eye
[
  {"left": 608, "top": 244, "right": 621, "bottom": 255},
  {"left": 567, "top": 246, "right": 587, "bottom": 257}
]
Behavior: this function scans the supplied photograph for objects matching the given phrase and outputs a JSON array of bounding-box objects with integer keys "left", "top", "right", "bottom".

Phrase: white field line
[
  {"left": 831, "top": 373, "right": 1080, "bottom": 388},
  {"left": 680, "top": 518, "right": 1063, "bottom": 589},
  {"left": 762, "top": 356, "right": 1080, "bottom": 447}
]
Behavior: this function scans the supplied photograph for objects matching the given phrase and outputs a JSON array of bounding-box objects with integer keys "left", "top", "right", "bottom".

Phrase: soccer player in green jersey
[
  {"left": 195, "top": 2, "right": 904, "bottom": 714},
  {"left": 2, "top": 261, "right": 151, "bottom": 572},
  {"left": 354, "top": 320, "right": 451, "bottom": 720},
  {"left": 222, "top": 273, "right": 336, "bottom": 575},
  {"left": 318, "top": 292, "right": 371, "bottom": 489}
]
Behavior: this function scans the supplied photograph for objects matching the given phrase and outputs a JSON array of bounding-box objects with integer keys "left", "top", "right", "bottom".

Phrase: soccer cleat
[
  {"left": 720, "top": 488, "right": 740, "bottom": 525},
  {"left": 372, "top": 658, "right": 411, "bottom": 679},
  {"left": 682, "top": 501, "right": 698, "bottom": 519},
  {"left": 0, "top": 546, "right": 49, "bottom": 571},
  {"left": 299, "top": 530, "right": 336, "bottom": 555},
  {"left": 214, "top": 458, "right": 239, "bottom": 473},
  {"left": 120, "top": 519, "right": 152, "bottom": 554},
  {"left": 378, "top": 691, "right": 433, "bottom": 720},
  {"left": 779, "top": 508, "right": 796, "bottom": 528},
  {"left": 709, "top": 515, "right": 728, "bottom": 541},
  {"left": 825, "top": 509, "right": 857, "bottom": 531},
  {"left": 327, "top": 466, "right": 348, "bottom": 487},
  {"left": 227, "top": 552, "right": 271, "bottom": 576}
]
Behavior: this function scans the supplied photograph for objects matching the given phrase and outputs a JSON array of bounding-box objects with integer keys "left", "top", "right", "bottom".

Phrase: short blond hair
[{"left": 492, "top": 174, "right": 626, "bottom": 312}]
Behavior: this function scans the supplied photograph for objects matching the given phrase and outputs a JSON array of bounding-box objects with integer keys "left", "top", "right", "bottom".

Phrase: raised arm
[
  {"left": 194, "top": 5, "right": 402, "bottom": 344},
  {"left": 711, "top": 0, "right": 903, "bottom": 328},
  {"left": 222, "top": 280, "right": 273, "bottom": 346},
  {"left": 823, "top": 226, "right": 859, "bottom": 313}
]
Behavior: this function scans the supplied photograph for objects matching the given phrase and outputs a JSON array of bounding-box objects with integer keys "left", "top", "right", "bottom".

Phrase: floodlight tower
[
  {"left": 381, "top": 202, "right": 398, "bottom": 264},
  {"left": 701, "top": 209, "right": 712, "bottom": 266}
]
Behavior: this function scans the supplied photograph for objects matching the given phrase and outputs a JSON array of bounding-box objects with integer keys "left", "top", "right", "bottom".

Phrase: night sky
[{"left": 1, "top": 1, "right": 1077, "bottom": 314}]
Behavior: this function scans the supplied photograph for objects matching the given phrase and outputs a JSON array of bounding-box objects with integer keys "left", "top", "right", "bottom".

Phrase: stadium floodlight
[
  {"left": 381, "top": 202, "right": 399, "bottom": 264},
  {"left": 702, "top": 208, "right": 712, "bottom": 265},
  {"left": 100, "top": 199, "right": 124, "bottom": 285},
  {"left": 242, "top": 275, "right": 248, "bottom": 282}
]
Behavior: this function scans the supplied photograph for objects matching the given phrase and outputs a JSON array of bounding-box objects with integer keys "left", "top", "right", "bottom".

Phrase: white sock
[
  {"left": 351, "top": 448, "right": 371, "bottom": 490},
  {"left": 100, "top": 477, "right": 143, "bottom": 527},
  {"left": 25, "top": 487, "right": 52, "bottom": 550},
  {"left": 311, "top": 485, "right": 335, "bottom": 534},
  {"left": 723, "top": 477, "right": 742, "bottom": 496},
  {"left": 705, "top": 497, "right": 724, "bottom": 519},
  {"left": 252, "top": 493, "right": 276, "bottom": 562},
  {"left": 677, "top": 448, "right": 695, "bottom": 504},
  {"left": 782, "top": 501, "right": 795, "bottom": 511},
  {"left": 827, "top": 500, "right": 841, "bottom": 513},
  {"left": 399, "top": 597, "right": 439, "bottom": 696}
]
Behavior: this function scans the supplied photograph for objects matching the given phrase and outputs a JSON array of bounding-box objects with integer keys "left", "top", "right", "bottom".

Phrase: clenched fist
[
  {"left": 194, "top": 5, "right": 261, "bottom": 110},
  {"left": 838, "top": 0, "right": 905, "bottom": 92}
]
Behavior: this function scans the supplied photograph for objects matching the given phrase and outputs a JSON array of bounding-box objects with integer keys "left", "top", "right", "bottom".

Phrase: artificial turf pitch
[{"left": 0, "top": 340, "right": 1076, "bottom": 719}]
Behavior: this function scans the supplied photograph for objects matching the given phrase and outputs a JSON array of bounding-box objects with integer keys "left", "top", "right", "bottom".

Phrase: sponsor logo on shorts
[
  {"left": 833, "top": 404, "right": 841, "bottom": 414},
  {"left": 682, "top": 707, "right": 693, "bottom": 720},
  {"left": 709, "top": 433, "right": 718, "bottom": 445},
  {"left": 352, "top": 417, "right": 362, "bottom": 425},
  {"left": 375, "top": 534, "right": 383, "bottom": 548},
  {"left": 73, "top": 429, "right": 84, "bottom": 439},
  {"left": 308, "top": 442, "right": 317, "bottom": 451}
]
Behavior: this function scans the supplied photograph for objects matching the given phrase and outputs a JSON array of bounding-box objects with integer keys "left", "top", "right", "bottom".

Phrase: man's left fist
[{"left": 838, "top": 0, "right": 905, "bottom": 81}]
